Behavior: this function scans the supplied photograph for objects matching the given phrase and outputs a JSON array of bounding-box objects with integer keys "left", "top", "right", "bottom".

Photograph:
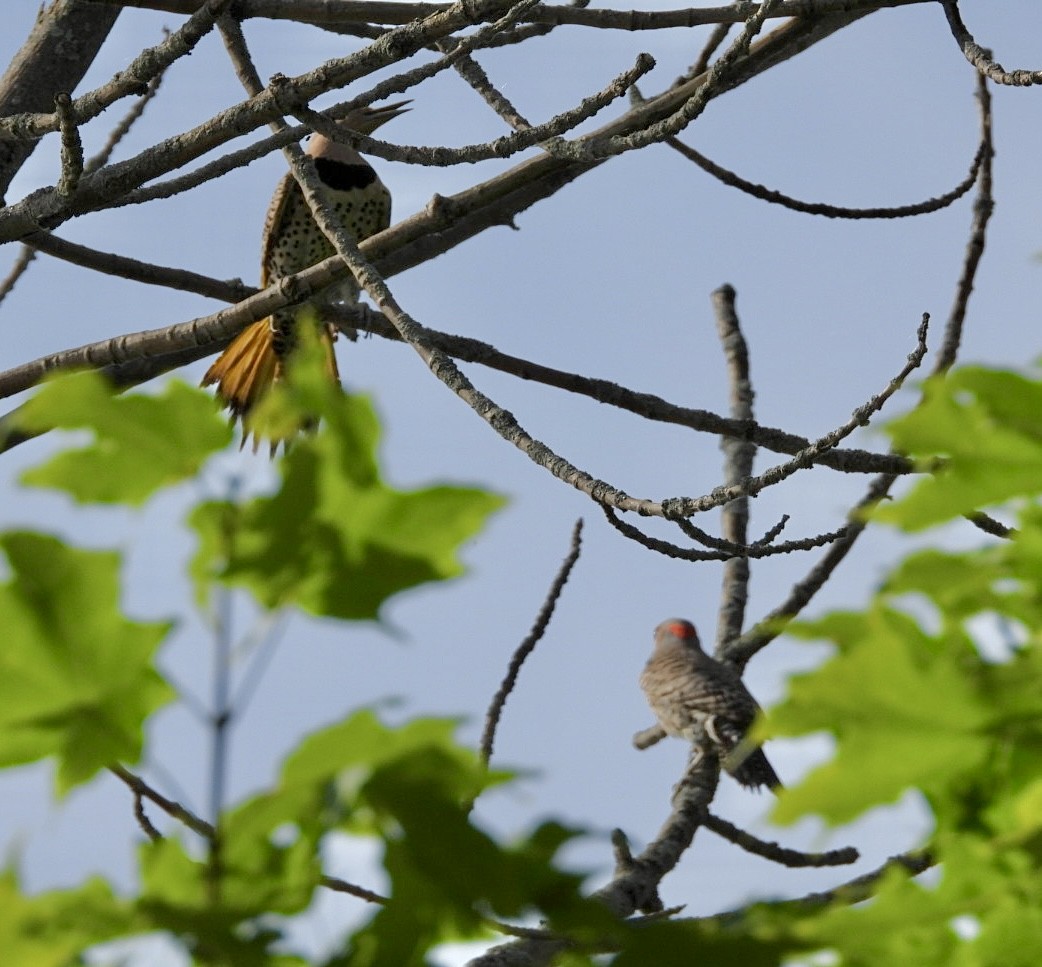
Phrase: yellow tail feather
[
  {"left": 202, "top": 319, "right": 280, "bottom": 419},
  {"left": 203, "top": 319, "right": 341, "bottom": 452}
]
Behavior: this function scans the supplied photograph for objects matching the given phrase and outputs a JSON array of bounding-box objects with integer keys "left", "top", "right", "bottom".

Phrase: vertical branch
[
  {"left": 3, "top": 51, "right": 168, "bottom": 310},
  {"left": 207, "top": 582, "right": 232, "bottom": 904},
  {"left": 933, "top": 67, "right": 993, "bottom": 374},
  {"left": 480, "top": 520, "right": 584, "bottom": 766},
  {"left": 206, "top": 478, "right": 243, "bottom": 904},
  {"left": 712, "top": 284, "right": 756, "bottom": 653},
  {"left": 0, "top": 0, "right": 120, "bottom": 198},
  {"left": 54, "top": 92, "right": 84, "bottom": 197}
]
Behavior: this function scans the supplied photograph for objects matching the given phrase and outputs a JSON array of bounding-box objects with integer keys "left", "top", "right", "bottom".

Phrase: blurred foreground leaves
[{"left": 10, "top": 361, "right": 1042, "bottom": 962}]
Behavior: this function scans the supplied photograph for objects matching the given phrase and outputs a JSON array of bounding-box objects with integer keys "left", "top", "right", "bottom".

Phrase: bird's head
[
  {"left": 304, "top": 101, "right": 410, "bottom": 162},
  {"left": 653, "top": 618, "right": 702, "bottom": 653},
  {"left": 338, "top": 100, "right": 411, "bottom": 135}
]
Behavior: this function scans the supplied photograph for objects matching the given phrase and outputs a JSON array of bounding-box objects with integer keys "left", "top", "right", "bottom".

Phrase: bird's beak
[{"left": 358, "top": 100, "right": 411, "bottom": 131}]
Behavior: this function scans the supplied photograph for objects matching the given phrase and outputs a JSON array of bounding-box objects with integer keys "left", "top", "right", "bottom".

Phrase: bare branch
[
  {"left": 0, "top": 245, "right": 36, "bottom": 307},
  {"left": 89, "top": 0, "right": 935, "bottom": 30},
  {"left": 0, "top": 0, "right": 881, "bottom": 248},
  {"left": 468, "top": 748, "right": 720, "bottom": 966},
  {"left": 24, "top": 230, "right": 251, "bottom": 301},
  {"left": 723, "top": 72, "right": 991, "bottom": 670},
  {"left": 0, "top": 0, "right": 525, "bottom": 242},
  {"left": 603, "top": 505, "right": 849, "bottom": 564},
  {"left": 547, "top": 0, "right": 782, "bottom": 163},
  {"left": 320, "top": 875, "right": 389, "bottom": 904},
  {"left": 53, "top": 92, "right": 84, "bottom": 196},
  {"left": 288, "top": 51, "right": 657, "bottom": 168},
  {"left": 110, "top": 764, "right": 215, "bottom": 840},
  {"left": 713, "top": 283, "right": 756, "bottom": 652},
  {"left": 114, "top": 765, "right": 390, "bottom": 901},
  {"left": 480, "top": 520, "right": 584, "bottom": 764},
  {"left": 934, "top": 68, "right": 993, "bottom": 373},
  {"left": 0, "top": 0, "right": 120, "bottom": 197},
  {"left": 666, "top": 135, "right": 986, "bottom": 219},
  {"left": 0, "top": 290, "right": 915, "bottom": 481},
  {"left": 0, "top": 57, "right": 172, "bottom": 307},
  {"left": 702, "top": 812, "right": 858, "bottom": 868},
  {"left": 940, "top": 1, "right": 1042, "bottom": 86},
  {"left": 131, "top": 788, "right": 164, "bottom": 842},
  {"left": 0, "top": 0, "right": 230, "bottom": 142},
  {"left": 84, "top": 54, "right": 168, "bottom": 175},
  {"left": 660, "top": 314, "right": 929, "bottom": 519},
  {"left": 682, "top": 21, "right": 732, "bottom": 83},
  {"left": 964, "top": 511, "right": 1013, "bottom": 539},
  {"left": 725, "top": 472, "right": 898, "bottom": 668},
  {"left": 752, "top": 849, "right": 933, "bottom": 911}
]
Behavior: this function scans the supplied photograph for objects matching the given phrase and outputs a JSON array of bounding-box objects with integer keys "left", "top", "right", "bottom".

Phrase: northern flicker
[
  {"left": 202, "top": 101, "right": 408, "bottom": 446},
  {"left": 639, "top": 617, "right": 781, "bottom": 791}
]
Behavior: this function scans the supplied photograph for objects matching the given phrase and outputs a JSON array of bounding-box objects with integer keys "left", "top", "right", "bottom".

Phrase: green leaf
[
  {"left": 770, "top": 605, "right": 992, "bottom": 825},
  {"left": 344, "top": 750, "right": 595, "bottom": 967},
  {"left": 279, "top": 709, "right": 512, "bottom": 834},
  {"left": 795, "top": 863, "right": 963, "bottom": 967},
  {"left": 0, "top": 869, "right": 139, "bottom": 967},
  {"left": 0, "top": 532, "right": 174, "bottom": 793},
  {"left": 17, "top": 372, "right": 232, "bottom": 505},
  {"left": 877, "top": 369, "right": 1042, "bottom": 530},
  {"left": 613, "top": 916, "right": 799, "bottom": 967},
  {"left": 137, "top": 834, "right": 317, "bottom": 964},
  {"left": 190, "top": 387, "right": 505, "bottom": 618},
  {"left": 139, "top": 825, "right": 317, "bottom": 927},
  {"left": 882, "top": 547, "right": 1015, "bottom": 627}
]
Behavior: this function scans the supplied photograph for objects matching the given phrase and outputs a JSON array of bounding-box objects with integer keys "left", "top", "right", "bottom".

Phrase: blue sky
[{"left": 1, "top": 3, "right": 1040, "bottom": 962}]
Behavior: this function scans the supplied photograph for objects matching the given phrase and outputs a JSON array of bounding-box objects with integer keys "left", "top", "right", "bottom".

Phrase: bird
[
  {"left": 639, "top": 617, "right": 781, "bottom": 791},
  {"left": 202, "top": 101, "right": 409, "bottom": 448}
]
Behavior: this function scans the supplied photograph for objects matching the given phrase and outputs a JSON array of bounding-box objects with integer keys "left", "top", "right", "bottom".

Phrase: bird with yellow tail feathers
[{"left": 203, "top": 101, "right": 409, "bottom": 448}]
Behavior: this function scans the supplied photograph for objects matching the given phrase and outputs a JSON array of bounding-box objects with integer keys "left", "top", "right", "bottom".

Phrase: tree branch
[
  {"left": 0, "top": 0, "right": 120, "bottom": 198},
  {"left": 480, "top": 520, "right": 584, "bottom": 765}
]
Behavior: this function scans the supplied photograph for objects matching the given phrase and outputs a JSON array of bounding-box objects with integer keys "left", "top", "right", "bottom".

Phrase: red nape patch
[{"left": 667, "top": 620, "right": 697, "bottom": 639}]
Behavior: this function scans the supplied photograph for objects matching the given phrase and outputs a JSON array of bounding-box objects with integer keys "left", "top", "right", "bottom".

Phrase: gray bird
[{"left": 640, "top": 617, "right": 781, "bottom": 791}]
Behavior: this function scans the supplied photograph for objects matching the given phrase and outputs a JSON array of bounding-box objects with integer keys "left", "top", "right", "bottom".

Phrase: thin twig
[
  {"left": 480, "top": 520, "right": 584, "bottom": 764},
  {"left": 682, "top": 21, "right": 731, "bottom": 83},
  {"left": 0, "top": 246, "right": 36, "bottom": 307},
  {"left": 551, "top": 0, "right": 782, "bottom": 163},
  {"left": 23, "top": 231, "right": 251, "bottom": 301},
  {"left": 725, "top": 472, "right": 897, "bottom": 668},
  {"left": 110, "top": 764, "right": 215, "bottom": 840},
  {"left": 659, "top": 314, "right": 929, "bottom": 520},
  {"left": 53, "top": 92, "right": 84, "bottom": 197},
  {"left": 934, "top": 67, "right": 993, "bottom": 373},
  {"left": 632, "top": 724, "right": 665, "bottom": 750},
  {"left": 320, "top": 875, "right": 390, "bottom": 904},
  {"left": 0, "top": 59, "right": 170, "bottom": 308},
  {"left": 603, "top": 504, "right": 849, "bottom": 563},
  {"left": 744, "top": 849, "right": 933, "bottom": 912},
  {"left": 964, "top": 511, "right": 1013, "bottom": 539},
  {"left": 0, "top": 0, "right": 230, "bottom": 141},
  {"left": 132, "top": 789, "right": 163, "bottom": 842},
  {"left": 114, "top": 765, "right": 389, "bottom": 901},
  {"left": 667, "top": 136, "right": 986, "bottom": 219},
  {"left": 84, "top": 55, "right": 168, "bottom": 175},
  {"left": 702, "top": 812, "right": 858, "bottom": 867},
  {"left": 288, "top": 51, "right": 656, "bottom": 169}
]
